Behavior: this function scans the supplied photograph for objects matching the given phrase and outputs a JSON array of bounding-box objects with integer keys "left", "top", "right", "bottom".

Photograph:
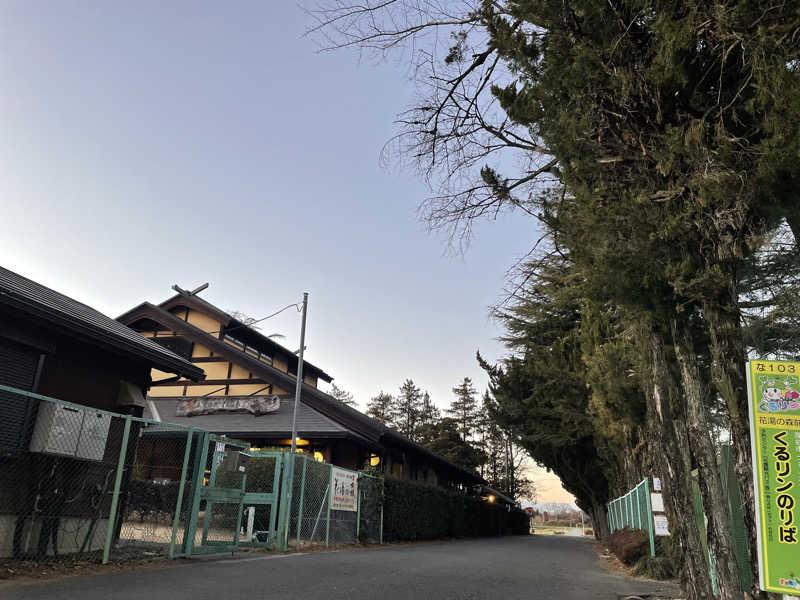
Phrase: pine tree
[
  {"left": 328, "top": 383, "right": 356, "bottom": 407},
  {"left": 394, "top": 379, "right": 424, "bottom": 440},
  {"left": 365, "top": 392, "right": 394, "bottom": 426},
  {"left": 447, "top": 377, "right": 479, "bottom": 441},
  {"left": 418, "top": 391, "right": 440, "bottom": 428}
]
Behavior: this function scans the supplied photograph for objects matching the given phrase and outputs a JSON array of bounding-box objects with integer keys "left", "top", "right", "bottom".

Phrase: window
[{"left": 222, "top": 334, "right": 245, "bottom": 350}]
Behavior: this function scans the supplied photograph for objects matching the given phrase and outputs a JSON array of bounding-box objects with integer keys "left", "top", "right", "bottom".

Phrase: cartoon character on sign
[{"left": 759, "top": 378, "right": 800, "bottom": 412}]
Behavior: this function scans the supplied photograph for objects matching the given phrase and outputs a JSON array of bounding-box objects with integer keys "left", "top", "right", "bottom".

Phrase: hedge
[
  {"left": 382, "top": 477, "right": 530, "bottom": 542},
  {"left": 126, "top": 480, "right": 181, "bottom": 520},
  {"left": 606, "top": 527, "right": 649, "bottom": 565}
]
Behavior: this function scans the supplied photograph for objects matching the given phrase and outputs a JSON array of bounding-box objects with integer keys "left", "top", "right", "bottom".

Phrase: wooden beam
[{"left": 150, "top": 378, "right": 267, "bottom": 387}]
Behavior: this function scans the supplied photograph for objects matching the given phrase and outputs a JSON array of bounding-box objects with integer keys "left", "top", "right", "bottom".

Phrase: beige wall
[
  {"left": 149, "top": 385, "right": 184, "bottom": 397},
  {"left": 151, "top": 368, "right": 175, "bottom": 382},
  {"left": 228, "top": 383, "right": 269, "bottom": 395},
  {"left": 229, "top": 364, "right": 250, "bottom": 380},
  {"left": 201, "top": 362, "right": 229, "bottom": 379},
  {"left": 192, "top": 343, "right": 213, "bottom": 358},
  {"left": 186, "top": 309, "right": 222, "bottom": 334},
  {"left": 273, "top": 355, "right": 288, "bottom": 373}
]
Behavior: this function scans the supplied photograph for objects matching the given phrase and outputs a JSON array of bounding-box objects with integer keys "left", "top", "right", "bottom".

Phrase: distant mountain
[{"left": 522, "top": 501, "right": 579, "bottom": 514}]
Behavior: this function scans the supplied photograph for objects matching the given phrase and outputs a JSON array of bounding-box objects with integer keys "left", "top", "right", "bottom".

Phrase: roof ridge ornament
[{"left": 172, "top": 282, "right": 209, "bottom": 296}]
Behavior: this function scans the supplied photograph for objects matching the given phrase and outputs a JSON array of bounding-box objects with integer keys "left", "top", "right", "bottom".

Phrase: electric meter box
[
  {"left": 76, "top": 410, "right": 111, "bottom": 461},
  {"left": 29, "top": 402, "right": 110, "bottom": 461}
]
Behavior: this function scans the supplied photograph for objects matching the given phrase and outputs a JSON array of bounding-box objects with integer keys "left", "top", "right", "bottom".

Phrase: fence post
[
  {"left": 102, "top": 415, "right": 132, "bottom": 564},
  {"left": 169, "top": 427, "right": 195, "bottom": 558},
  {"left": 636, "top": 482, "right": 642, "bottom": 530},
  {"left": 295, "top": 455, "right": 307, "bottom": 551},
  {"left": 355, "top": 478, "right": 361, "bottom": 543},
  {"left": 379, "top": 502, "right": 384, "bottom": 544},
  {"left": 276, "top": 453, "right": 293, "bottom": 551},
  {"left": 609, "top": 502, "right": 614, "bottom": 533},
  {"left": 626, "top": 492, "right": 631, "bottom": 528},
  {"left": 644, "top": 477, "right": 655, "bottom": 557},
  {"left": 627, "top": 492, "right": 632, "bottom": 528},
  {"left": 325, "top": 463, "right": 333, "bottom": 547},
  {"left": 183, "top": 430, "right": 211, "bottom": 557}
]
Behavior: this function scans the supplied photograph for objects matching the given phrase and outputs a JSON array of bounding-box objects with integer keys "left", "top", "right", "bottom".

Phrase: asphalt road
[{"left": 4, "top": 536, "right": 679, "bottom": 600}]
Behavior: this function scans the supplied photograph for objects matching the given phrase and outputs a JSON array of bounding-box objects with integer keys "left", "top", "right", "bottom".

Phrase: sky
[{"left": 0, "top": 2, "right": 573, "bottom": 503}]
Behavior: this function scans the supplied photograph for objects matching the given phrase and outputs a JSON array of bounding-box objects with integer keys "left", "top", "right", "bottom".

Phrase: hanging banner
[
  {"left": 176, "top": 395, "right": 280, "bottom": 417},
  {"left": 331, "top": 467, "right": 358, "bottom": 512},
  {"left": 747, "top": 359, "right": 800, "bottom": 595}
]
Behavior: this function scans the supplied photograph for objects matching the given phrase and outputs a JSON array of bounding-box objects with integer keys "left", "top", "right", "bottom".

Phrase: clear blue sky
[{"left": 0, "top": 2, "right": 540, "bottom": 413}]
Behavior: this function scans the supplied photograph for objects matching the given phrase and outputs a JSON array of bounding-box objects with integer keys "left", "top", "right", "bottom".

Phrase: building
[
  {"left": 117, "top": 285, "right": 484, "bottom": 489},
  {"left": 0, "top": 266, "right": 202, "bottom": 558},
  {"left": 0, "top": 267, "right": 203, "bottom": 442}
]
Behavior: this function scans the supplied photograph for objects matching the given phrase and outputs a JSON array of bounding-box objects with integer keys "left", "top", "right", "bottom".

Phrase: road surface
[{"left": 3, "top": 536, "right": 679, "bottom": 600}]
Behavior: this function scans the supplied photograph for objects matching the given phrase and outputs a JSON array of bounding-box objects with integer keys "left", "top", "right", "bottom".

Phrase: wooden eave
[
  {"left": 127, "top": 293, "right": 333, "bottom": 383},
  {"left": 118, "top": 303, "right": 485, "bottom": 485},
  {"left": 118, "top": 303, "right": 384, "bottom": 443}
]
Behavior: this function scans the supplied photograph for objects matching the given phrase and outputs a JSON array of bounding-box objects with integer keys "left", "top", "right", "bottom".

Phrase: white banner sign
[
  {"left": 653, "top": 514, "right": 670, "bottom": 536},
  {"left": 331, "top": 467, "right": 358, "bottom": 512},
  {"left": 176, "top": 395, "right": 280, "bottom": 417},
  {"left": 650, "top": 493, "right": 664, "bottom": 513}
]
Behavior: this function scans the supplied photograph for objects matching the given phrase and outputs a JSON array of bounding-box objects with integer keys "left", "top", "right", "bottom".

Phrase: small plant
[
  {"left": 607, "top": 527, "right": 649, "bottom": 565},
  {"left": 633, "top": 555, "right": 675, "bottom": 580}
]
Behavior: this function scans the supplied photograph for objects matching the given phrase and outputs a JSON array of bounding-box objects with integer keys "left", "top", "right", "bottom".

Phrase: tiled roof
[{"left": 0, "top": 266, "right": 203, "bottom": 380}]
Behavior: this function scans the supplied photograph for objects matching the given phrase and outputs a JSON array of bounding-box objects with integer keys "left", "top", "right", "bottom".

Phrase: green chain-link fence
[
  {"left": 0, "top": 384, "right": 202, "bottom": 564},
  {"left": 0, "top": 384, "right": 387, "bottom": 567},
  {"left": 281, "top": 455, "right": 383, "bottom": 550}
]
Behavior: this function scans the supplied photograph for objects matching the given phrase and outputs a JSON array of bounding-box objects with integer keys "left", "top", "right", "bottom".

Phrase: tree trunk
[
  {"left": 702, "top": 301, "right": 763, "bottom": 599},
  {"left": 592, "top": 502, "right": 610, "bottom": 540},
  {"left": 646, "top": 327, "right": 714, "bottom": 600},
  {"left": 673, "top": 319, "right": 742, "bottom": 599}
]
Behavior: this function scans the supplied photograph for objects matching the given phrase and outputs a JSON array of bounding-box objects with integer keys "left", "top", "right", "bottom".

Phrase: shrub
[
  {"left": 607, "top": 527, "right": 649, "bottom": 565},
  {"left": 126, "top": 480, "right": 181, "bottom": 520},
  {"left": 382, "top": 477, "right": 529, "bottom": 542},
  {"left": 633, "top": 555, "right": 675, "bottom": 580}
]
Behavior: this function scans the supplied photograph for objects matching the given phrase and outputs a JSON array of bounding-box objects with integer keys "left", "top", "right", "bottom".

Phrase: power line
[{"left": 206, "top": 301, "right": 303, "bottom": 337}]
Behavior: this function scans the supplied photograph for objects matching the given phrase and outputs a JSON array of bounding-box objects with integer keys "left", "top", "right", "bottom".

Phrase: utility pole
[
  {"left": 281, "top": 293, "right": 308, "bottom": 550},
  {"left": 290, "top": 292, "right": 308, "bottom": 455}
]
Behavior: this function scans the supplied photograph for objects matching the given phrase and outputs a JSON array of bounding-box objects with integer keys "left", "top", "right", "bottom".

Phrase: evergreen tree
[
  {"left": 314, "top": 3, "right": 800, "bottom": 596},
  {"left": 418, "top": 391, "right": 440, "bottom": 428},
  {"left": 328, "top": 383, "right": 356, "bottom": 407},
  {"left": 447, "top": 377, "right": 479, "bottom": 441},
  {"left": 393, "top": 379, "right": 424, "bottom": 440},
  {"left": 365, "top": 392, "right": 394, "bottom": 426},
  {"left": 416, "top": 417, "right": 485, "bottom": 474}
]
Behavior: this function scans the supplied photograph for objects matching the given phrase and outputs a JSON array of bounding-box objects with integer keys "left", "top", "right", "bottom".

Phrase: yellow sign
[{"left": 748, "top": 359, "right": 800, "bottom": 595}]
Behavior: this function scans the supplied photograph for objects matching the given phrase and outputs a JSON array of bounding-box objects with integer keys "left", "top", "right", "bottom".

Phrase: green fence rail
[
  {"left": 0, "top": 383, "right": 385, "bottom": 567},
  {"left": 606, "top": 478, "right": 655, "bottom": 557}
]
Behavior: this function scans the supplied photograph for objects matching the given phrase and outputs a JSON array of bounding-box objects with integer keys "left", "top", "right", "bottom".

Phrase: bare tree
[{"left": 304, "top": 1, "right": 557, "bottom": 250}]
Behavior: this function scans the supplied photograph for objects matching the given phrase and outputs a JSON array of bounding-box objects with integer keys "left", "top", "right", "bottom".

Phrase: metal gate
[
  {"left": 184, "top": 434, "right": 250, "bottom": 556},
  {"left": 240, "top": 451, "right": 284, "bottom": 547}
]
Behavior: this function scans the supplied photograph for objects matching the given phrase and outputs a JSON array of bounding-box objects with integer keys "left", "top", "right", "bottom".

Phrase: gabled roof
[
  {"left": 119, "top": 291, "right": 332, "bottom": 383},
  {"left": 143, "top": 397, "right": 355, "bottom": 439},
  {"left": 118, "top": 301, "right": 485, "bottom": 485},
  {"left": 0, "top": 266, "right": 204, "bottom": 380}
]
